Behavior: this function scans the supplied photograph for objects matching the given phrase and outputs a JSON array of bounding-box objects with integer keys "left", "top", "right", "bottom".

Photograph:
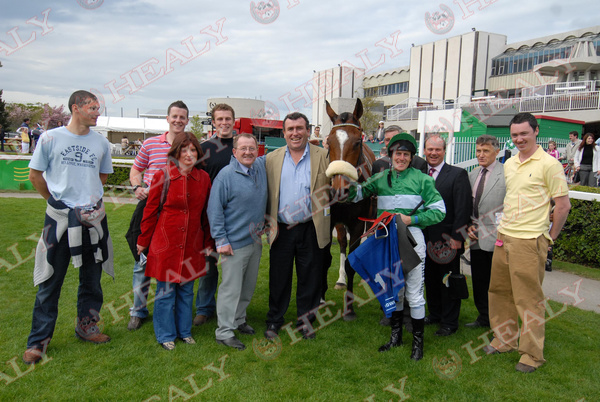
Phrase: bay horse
[{"left": 324, "top": 98, "right": 376, "bottom": 321}]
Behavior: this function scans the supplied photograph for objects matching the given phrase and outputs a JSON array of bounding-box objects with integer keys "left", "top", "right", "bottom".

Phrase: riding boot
[
  {"left": 410, "top": 317, "right": 424, "bottom": 361},
  {"left": 378, "top": 311, "right": 403, "bottom": 352}
]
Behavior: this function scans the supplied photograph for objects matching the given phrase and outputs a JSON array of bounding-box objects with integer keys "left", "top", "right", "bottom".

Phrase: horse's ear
[
  {"left": 354, "top": 98, "right": 363, "bottom": 121},
  {"left": 325, "top": 100, "right": 338, "bottom": 123}
]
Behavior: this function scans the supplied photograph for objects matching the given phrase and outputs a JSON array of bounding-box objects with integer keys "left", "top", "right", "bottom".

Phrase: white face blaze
[{"left": 335, "top": 129, "right": 348, "bottom": 159}]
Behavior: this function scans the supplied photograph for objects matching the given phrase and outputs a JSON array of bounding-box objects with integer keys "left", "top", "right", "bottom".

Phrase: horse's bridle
[{"left": 329, "top": 123, "right": 372, "bottom": 182}]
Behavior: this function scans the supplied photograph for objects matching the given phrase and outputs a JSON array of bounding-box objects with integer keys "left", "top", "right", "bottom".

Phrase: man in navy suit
[
  {"left": 466, "top": 135, "right": 506, "bottom": 328},
  {"left": 423, "top": 134, "right": 472, "bottom": 336}
]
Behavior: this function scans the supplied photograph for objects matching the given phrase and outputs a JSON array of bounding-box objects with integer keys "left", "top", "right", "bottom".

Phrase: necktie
[
  {"left": 473, "top": 168, "right": 487, "bottom": 219},
  {"left": 429, "top": 167, "right": 435, "bottom": 177},
  {"left": 249, "top": 167, "right": 256, "bottom": 183}
]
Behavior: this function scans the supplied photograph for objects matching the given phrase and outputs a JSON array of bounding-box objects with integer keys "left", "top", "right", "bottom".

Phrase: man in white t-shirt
[{"left": 23, "top": 90, "right": 114, "bottom": 365}]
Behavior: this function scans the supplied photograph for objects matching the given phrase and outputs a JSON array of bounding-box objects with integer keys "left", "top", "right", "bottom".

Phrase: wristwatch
[{"left": 132, "top": 185, "right": 142, "bottom": 192}]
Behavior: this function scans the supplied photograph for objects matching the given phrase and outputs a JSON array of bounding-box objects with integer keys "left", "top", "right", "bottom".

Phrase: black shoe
[
  {"left": 237, "top": 322, "right": 255, "bottom": 335},
  {"left": 216, "top": 336, "right": 246, "bottom": 351},
  {"left": 424, "top": 316, "right": 440, "bottom": 325},
  {"left": 435, "top": 327, "right": 457, "bottom": 336},
  {"left": 298, "top": 325, "right": 316, "bottom": 340},
  {"left": 465, "top": 320, "right": 488, "bottom": 328},
  {"left": 264, "top": 324, "right": 280, "bottom": 339},
  {"left": 378, "top": 312, "right": 402, "bottom": 352}
]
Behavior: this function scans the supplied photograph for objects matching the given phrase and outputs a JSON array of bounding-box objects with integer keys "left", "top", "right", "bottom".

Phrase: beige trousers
[{"left": 488, "top": 233, "right": 549, "bottom": 367}]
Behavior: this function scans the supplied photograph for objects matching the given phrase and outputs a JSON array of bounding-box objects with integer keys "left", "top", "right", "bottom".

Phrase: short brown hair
[
  {"left": 211, "top": 103, "right": 235, "bottom": 120},
  {"left": 168, "top": 132, "right": 205, "bottom": 169},
  {"left": 167, "top": 100, "right": 189, "bottom": 118},
  {"left": 283, "top": 112, "right": 309, "bottom": 131},
  {"left": 68, "top": 90, "right": 98, "bottom": 113}
]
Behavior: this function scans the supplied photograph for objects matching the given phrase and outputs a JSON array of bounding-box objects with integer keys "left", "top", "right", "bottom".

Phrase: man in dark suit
[
  {"left": 265, "top": 112, "right": 331, "bottom": 340},
  {"left": 423, "top": 134, "right": 472, "bottom": 336},
  {"left": 466, "top": 135, "right": 505, "bottom": 328},
  {"left": 372, "top": 125, "right": 427, "bottom": 174}
]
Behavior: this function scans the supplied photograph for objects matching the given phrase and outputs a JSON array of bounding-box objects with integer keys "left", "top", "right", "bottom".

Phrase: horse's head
[{"left": 325, "top": 98, "right": 366, "bottom": 202}]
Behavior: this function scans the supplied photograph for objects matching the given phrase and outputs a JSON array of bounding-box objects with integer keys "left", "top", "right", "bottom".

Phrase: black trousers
[
  {"left": 424, "top": 251, "right": 462, "bottom": 330},
  {"left": 470, "top": 248, "right": 493, "bottom": 326},
  {"left": 266, "top": 221, "right": 323, "bottom": 328}
]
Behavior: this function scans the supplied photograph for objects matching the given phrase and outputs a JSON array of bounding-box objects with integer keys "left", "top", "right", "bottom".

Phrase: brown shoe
[
  {"left": 193, "top": 314, "right": 208, "bottom": 326},
  {"left": 515, "top": 362, "right": 536, "bottom": 373},
  {"left": 22, "top": 348, "right": 44, "bottom": 365},
  {"left": 75, "top": 324, "right": 111, "bottom": 344}
]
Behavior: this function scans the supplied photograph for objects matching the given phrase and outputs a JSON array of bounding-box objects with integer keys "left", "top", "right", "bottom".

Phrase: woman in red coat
[{"left": 137, "top": 132, "right": 214, "bottom": 350}]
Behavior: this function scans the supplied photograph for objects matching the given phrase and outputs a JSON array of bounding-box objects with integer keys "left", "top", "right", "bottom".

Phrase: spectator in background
[
  {"left": 565, "top": 131, "right": 581, "bottom": 183},
  {"left": 310, "top": 125, "right": 322, "bottom": 141},
  {"left": 18, "top": 126, "right": 30, "bottom": 154},
  {"left": 574, "top": 133, "right": 600, "bottom": 187},
  {"left": 372, "top": 125, "right": 427, "bottom": 174},
  {"left": 20, "top": 118, "right": 32, "bottom": 153},
  {"left": 378, "top": 146, "right": 388, "bottom": 159},
  {"left": 375, "top": 121, "right": 385, "bottom": 142},
  {"left": 546, "top": 140, "right": 559, "bottom": 159},
  {"left": 0, "top": 123, "right": 5, "bottom": 152},
  {"left": 136, "top": 133, "right": 214, "bottom": 351},
  {"left": 121, "top": 136, "right": 130, "bottom": 154}
]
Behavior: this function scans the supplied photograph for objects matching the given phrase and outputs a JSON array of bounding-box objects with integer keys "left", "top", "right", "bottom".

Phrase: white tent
[{"left": 95, "top": 117, "right": 171, "bottom": 139}]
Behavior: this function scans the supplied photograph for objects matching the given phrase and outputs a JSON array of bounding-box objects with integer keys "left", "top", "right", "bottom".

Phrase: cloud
[{"left": 1, "top": 0, "right": 599, "bottom": 118}]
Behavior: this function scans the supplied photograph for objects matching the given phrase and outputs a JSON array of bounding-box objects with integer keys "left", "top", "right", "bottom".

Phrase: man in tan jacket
[{"left": 264, "top": 112, "right": 330, "bottom": 340}]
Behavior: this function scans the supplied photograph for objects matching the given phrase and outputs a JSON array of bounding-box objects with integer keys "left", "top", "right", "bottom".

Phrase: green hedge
[
  {"left": 553, "top": 185, "right": 600, "bottom": 268},
  {"left": 105, "top": 166, "right": 130, "bottom": 186}
]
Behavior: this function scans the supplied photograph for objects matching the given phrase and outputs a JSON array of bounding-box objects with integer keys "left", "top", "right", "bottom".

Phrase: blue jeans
[
  {"left": 154, "top": 280, "right": 194, "bottom": 343},
  {"left": 195, "top": 255, "right": 218, "bottom": 316},
  {"left": 27, "top": 228, "right": 103, "bottom": 349},
  {"left": 131, "top": 260, "right": 151, "bottom": 318}
]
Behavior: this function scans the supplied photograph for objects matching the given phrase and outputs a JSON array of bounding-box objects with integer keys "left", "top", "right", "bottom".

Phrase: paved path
[
  {"left": 461, "top": 256, "right": 600, "bottom": 314},
  {"left": 2, "top": 192, "right": 599, "bottom": 314}
]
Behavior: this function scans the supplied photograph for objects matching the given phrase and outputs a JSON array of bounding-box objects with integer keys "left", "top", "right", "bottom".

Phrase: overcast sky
[{"left": 1, "top": 0, "right": 599, "bottom": 119}]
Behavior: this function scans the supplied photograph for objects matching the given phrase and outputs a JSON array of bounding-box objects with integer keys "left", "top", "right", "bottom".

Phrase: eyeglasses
[{"left": 236, "top": 147, "right": 257, "bottom": 152}]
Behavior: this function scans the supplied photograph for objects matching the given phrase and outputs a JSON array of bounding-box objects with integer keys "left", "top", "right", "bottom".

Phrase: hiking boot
[
  {"left": 75, "top": 323, "right": 111, "bottom": 344},
  {"left": 23, "top": 348, "right": 44, "bottom": 365}
]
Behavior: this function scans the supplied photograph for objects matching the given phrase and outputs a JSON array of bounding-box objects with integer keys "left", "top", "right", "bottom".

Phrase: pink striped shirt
[{"left": 133, "top": 132, "right": 171, "bottom": 186}]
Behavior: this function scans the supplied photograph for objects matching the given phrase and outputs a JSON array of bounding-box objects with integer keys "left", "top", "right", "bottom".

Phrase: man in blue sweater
[{"left": 207, "top": 133, "right": 267, "bottom": 351}]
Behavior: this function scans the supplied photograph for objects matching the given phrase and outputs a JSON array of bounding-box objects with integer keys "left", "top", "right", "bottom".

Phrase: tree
[
  {"left": 0, "top": 90, "right": 8, "bottom": 130},
  {"left": 359, "top": 95, "right": 384, "bottom": 136},
  {"left": 189, "top": 115, "right": 204, "bottom": 140},
  {"left": 6, "top": 102, "right": 44, "bottom": 130},
  {"left": 41, "top": 104, "right": 70, "bottom": 129}
]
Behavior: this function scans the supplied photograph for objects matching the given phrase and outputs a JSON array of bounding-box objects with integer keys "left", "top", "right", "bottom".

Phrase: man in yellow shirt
[{"left": 485, "top": 113, "right": 570, "bottom": 373}]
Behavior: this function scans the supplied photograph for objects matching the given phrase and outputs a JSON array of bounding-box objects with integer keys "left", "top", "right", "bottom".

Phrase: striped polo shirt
[{"left": 133, "top": 132, "right": 171, "bottom": 186}]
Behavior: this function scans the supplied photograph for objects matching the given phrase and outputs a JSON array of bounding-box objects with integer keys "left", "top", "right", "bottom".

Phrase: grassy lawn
[{"left": 1, "top": 198, "right": 599, "bottom": 401}]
